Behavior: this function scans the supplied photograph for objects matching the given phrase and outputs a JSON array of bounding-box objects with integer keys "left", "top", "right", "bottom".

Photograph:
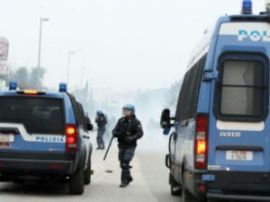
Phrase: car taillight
[
  {"left": 195, "top": 115, "right": 208, "bottom": 170},
  {"left": 65, "top": 124, "right": 78, "bottom": 152}
]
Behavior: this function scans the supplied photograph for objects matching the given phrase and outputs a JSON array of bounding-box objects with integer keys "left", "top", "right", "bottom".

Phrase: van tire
[
  {"left": 169, "top": 173, "right": 182, "bottom": 196},
  {"left": 69, "top": 165, "right": 84, "bottom": 195},
  {"left": 84, "top": 156, "right": 91, "bottom": 185},
  {"left": 181, "top": 177, "right": 203, "bottom": 202}
]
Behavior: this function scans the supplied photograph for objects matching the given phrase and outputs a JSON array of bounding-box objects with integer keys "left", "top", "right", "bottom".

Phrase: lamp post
[
  {"left": 67, "top": 51, "right": 75, "bottom": 86},
  {"left": 37, "top": 17, "right": 49, "bottom": 69},
  {"left": 80, "top": 66, "right": 87, "bottom": 88}
]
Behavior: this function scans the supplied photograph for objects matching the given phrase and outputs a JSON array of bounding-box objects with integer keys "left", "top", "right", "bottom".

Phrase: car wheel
[
  {"left": 69, "top": 165, "right": 84, "bottom": 195},
  {"left": 84, "top": 156, "right": 92, "bottom": 185},
  {"left": 169, "top": 173, "right": 182, "bottom": 196}
]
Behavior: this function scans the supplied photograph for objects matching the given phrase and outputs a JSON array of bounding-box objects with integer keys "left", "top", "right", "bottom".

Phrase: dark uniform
[
  {"left": 95, "top": 112, "right": 107, "bottom": 150},
  {"left": 113, "top": 115, "right": 143, "bottom": 186}
]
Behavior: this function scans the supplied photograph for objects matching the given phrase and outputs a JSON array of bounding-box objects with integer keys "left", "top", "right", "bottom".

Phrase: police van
[
  {"left": 0, "top": 82, "right": 93, "bottom": 195},
  {"left": 161, "top": 1, "right": 270, "bottom": 201}
]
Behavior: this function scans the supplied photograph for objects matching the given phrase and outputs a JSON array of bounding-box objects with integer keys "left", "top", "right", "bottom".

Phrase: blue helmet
[
  {"left": 96, "top": 110, "right": 103, "bottom": 115},
  {"left": 123, "top": 104, "right": 135, "bottom": 113}
]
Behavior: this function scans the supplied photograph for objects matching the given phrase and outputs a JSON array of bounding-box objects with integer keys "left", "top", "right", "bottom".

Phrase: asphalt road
[{"left": 0, "top": 139, "right": 179, "bottom": 202}]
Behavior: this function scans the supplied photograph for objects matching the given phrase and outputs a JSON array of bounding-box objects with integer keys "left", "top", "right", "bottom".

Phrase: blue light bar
[
  {"left": 9, "top": 81, "right": 17, "bottom": 90},
  {"left": 242, "top": 0, "right": 252, "bottom": 15},
  {"left": 59, "top": 83, "right": 67, "bottom": 92}
]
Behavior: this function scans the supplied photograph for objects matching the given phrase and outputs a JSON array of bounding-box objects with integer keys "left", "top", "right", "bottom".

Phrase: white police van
[{"left": 161, "top": 1, "right": 270, "bottom": 201}]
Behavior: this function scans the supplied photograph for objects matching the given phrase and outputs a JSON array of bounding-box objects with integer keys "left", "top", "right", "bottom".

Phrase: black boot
[{"left": 119, "top": 180, "right": 129, "bottom": 188}]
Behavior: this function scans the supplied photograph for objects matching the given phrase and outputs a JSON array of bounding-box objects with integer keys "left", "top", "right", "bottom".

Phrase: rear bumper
[
  {"left": 0, "top": 151, "right": 77, "bottom": 175},
  {"left": 208, "top": 192, "right": 270, "bottom": 201},
  {"left": 207, "top": 171, "right": 270, "bottom": 201}
]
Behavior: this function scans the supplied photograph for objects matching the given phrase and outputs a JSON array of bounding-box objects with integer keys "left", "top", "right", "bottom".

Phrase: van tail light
[
  {"left": 195, "top": 115, "right": 208, "bottom": 170},
  {"left": 65, "top": 124, "right": 78, "bottom": 152}
]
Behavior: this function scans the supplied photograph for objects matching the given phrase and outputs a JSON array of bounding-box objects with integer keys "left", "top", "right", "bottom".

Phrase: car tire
[
  {"left": 169, "top": 173, "right": 182, "bottom": 196},
  {"left": 84, "top": 156, "right": 92, "bottom": 185},
  {"left": 69, "top": 165, "right": 84, "bottom": 195}
]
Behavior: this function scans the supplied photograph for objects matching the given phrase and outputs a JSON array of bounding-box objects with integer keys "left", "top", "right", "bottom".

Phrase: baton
[{"left": 103, "top": 135, "right": 114, "bottom": 161}]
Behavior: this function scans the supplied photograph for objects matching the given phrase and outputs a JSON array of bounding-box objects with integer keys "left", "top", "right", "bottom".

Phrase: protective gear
[
  {"left": 95, "top": 112, "right": 107, "bottom": 150},
  {"left": 112, "top": 115, "right": 143, "bottom": 187},
  {"left": 125, "top": 135, "right": 137, "bottom": 143},
  {"left": 119, "top": 146, "right": 135, "bottom": 187},
  {"left": 96, "top": 110, "right": 103, "bottom": 115},
  {"left": 122, "top": 104, "right": 135, "bottom": 113},
  {"left": 96, "top": 127, "right": 106, "bottom": 150},
  {"left": 112, "top": 115, "right": 143, "bottom": 147}
]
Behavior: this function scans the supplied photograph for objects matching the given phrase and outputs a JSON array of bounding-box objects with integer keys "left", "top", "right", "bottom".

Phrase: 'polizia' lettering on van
[
  {"left": 219, "top": 22, "right": 270, "bottom": 42},
  {"left": 238, "top": 30, "right": 270, "bottom": 42}
]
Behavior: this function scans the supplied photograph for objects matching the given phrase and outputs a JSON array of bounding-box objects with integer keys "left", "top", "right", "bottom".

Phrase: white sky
[{"left": 0, "top": 0, "right": 266, "bottom": 90}]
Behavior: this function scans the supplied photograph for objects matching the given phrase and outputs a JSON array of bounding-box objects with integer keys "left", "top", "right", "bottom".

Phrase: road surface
[{"left": 0, "top": 138, "right": 179, "bottom": 202}]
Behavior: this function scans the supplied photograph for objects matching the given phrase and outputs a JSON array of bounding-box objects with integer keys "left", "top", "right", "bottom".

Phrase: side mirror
[
  {"left": 84, "top": 116, "right": 93, "bottom": 131},
  {"left": 86, "top": 123, "right": 93, "bottom": 131},
  {"left": 160, "top": 108, "right": 174, "bottom": 135}
]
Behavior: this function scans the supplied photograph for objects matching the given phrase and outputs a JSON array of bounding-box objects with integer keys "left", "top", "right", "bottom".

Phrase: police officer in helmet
[
  {"left": 95, "top": 110, "right": 107, "bottom": 150},
  {"left": 113, "top": 104, "right": 143, "bottom": 188}
]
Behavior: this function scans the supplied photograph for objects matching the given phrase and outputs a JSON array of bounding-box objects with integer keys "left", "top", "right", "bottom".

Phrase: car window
[
  {"left": 216, "top": 54, "right": 268, "bottom": 121},
  {"left": 0, "top": 97, "right": 65, "bottom": 134},
  {"left": 175, "top": 55, "right": 206, "bottom": 122}
]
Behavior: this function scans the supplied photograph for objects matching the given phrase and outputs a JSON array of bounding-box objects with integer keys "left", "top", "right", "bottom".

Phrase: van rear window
[
  {"left": 217, "top": 55, "right": 268, "bottom": 121},
  {"left": 0, "top": 97, "right": 65, "bottom": 134}
]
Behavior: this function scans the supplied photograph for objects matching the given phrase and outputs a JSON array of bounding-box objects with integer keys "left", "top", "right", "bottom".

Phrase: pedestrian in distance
[
  {"left": 112, "top": 104, "right": 143, "bottom": 188},
  {"left": 95, "top": 110, "right": 107, "bottom": 150}
]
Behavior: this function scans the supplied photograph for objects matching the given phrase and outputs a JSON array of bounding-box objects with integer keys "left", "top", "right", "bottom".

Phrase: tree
[
  {"left": 11, "top": 66, "right": 46, "bottom": 89},
  {"left": 13, "top": 67, "right": 29, "bottom": 89},
  {"left": 29, "top": 67, "right": 46, "bottom": 89}
]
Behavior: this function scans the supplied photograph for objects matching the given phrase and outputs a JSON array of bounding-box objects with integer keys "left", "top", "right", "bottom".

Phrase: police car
[
  {"left": 161, "top": 1, "right": 270, "bottom": 201},
  {"left": 0, "top": 82, "right": 93, "bottom": 195}
]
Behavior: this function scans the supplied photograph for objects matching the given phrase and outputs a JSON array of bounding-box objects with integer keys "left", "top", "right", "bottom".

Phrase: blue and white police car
[
  {"left": 0, "top": 82, "right": 93, "bottom": 195},
  {"left": 161, "top": 1, "right": 270, "bottom": 201}
]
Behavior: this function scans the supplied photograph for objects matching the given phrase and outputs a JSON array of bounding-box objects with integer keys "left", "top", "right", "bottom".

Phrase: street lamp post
[
  {"left": 37, "top": 17, "right": 49, "bottom": 69},
  {"left": 80, "top": 66, "right": 87, "bottom": 88},
  {"left": 67, "top": 51, "right": 75, "bottom": 86}
]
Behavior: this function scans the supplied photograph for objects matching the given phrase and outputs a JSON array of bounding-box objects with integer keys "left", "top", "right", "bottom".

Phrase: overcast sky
[{"left": 0, "top": 0, "right": 266, "bottom": 91}]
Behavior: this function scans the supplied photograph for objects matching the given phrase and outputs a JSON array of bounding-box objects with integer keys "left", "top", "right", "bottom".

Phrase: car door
[{"left": 208, "top": 53, "right": 269, "bottom": 173}]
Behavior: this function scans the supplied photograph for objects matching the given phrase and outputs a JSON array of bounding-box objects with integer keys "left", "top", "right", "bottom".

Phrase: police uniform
[
  {"left": 112, "top": 115, "right": 143, "bottom": 186},
  {"left": 95, "top": 112, "right": 107, "bottom": 149}
]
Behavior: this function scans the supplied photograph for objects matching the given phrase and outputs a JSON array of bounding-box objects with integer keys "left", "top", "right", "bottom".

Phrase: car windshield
[{"left": 0, "top": 97, "right": 65, "bottom": 134}]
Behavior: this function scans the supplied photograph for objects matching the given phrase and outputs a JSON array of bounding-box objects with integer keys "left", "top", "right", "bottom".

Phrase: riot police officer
[
  {"left": 95, "top": 110, "right": 107, "bottom": 150},
  {"left": 112, "top": 104, "right": 143, "bottom": 188}
]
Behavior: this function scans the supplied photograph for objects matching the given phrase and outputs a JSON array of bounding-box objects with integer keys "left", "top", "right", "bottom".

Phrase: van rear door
[{"left": 208, "top": 53, "right": 269, "bottom": 173}]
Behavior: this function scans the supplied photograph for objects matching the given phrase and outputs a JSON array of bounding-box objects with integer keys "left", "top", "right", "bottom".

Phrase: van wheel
[
  {"left": 69, "top": 165, "right": 84, "bottom": 195},
  {"left": 84, "top": 157, "right": 92, "bottom": 185},
  {"left": 181, "top": 178, "right": 203, "bottom": 202},
  {"left": 169, "top": 173, "right": 182, "bottom": 196}
]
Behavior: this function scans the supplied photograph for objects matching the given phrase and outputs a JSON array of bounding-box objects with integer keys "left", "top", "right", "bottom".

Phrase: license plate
[
  {"left": 0, "top": 134, "right": 14, "bottom": 143},
  {"left": 226, "top": 150, "right": 253, "bottom": 161}
]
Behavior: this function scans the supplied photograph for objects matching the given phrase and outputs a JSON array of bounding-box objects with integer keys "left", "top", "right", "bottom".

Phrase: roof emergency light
[
  {"left": 59, "top": 83, "right": 67, "bottom": 92},
  {"left": 9, "top": 82, "right": 17, "bottom": 90},
  {"left": 242, "top": 0, "right": 252, "bottom": 15}
]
